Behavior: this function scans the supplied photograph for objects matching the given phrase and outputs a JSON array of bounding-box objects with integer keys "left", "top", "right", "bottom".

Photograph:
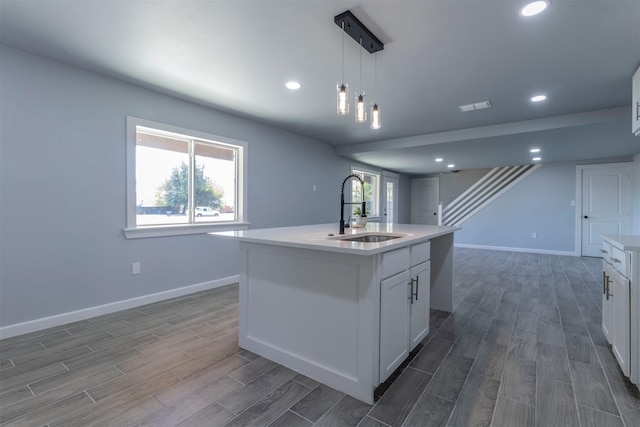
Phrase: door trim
[{"left": 575, "top": 162, "right": 632, "bottom": 257}]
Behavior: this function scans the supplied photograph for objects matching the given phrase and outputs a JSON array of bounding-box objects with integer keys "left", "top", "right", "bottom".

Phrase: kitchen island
[{"left": 209, "top": 223, "right": 459, "bottom": 403}]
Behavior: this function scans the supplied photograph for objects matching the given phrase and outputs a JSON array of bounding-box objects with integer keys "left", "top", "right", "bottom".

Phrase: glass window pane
[
  {"left": 136, "top": 130, "right": 189, "bottom": 226},
  {"left": 363, "top": 174, "right": 378, "bottom": 216},
  {"left": 194, "top": 142, "right": 236, "bottom": 223},
  {"left": 352, "top": 171, "right": 379, "bottom": 217},
  {"left": 386, "top": 181, "right": 394, "bottom": 223},
  {"left": 351, "top": 180, "right": 365, "bottom": 216}
]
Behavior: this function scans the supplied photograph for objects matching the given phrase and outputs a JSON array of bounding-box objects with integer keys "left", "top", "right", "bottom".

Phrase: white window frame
[
  {"left": 350, "top": 166, "right": 382, "bottom": 222},
  {"left": 123, "top": 116, "right": 248, "bottom": 239}
]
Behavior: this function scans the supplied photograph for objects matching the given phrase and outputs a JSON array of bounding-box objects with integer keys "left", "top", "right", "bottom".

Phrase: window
[
  {"left": 124, "top": 117, "right": 247, "bottom": 238},
  {"left": 351, "top": 167, "right": 380, "bottom": 219}
]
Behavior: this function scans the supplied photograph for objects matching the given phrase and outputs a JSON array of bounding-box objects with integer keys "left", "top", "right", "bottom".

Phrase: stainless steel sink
[{"left": 338, "top": 234, "right": 404, "bottom": 243}]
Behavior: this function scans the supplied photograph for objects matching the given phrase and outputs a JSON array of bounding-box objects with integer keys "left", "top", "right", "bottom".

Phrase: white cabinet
[
  {"left": 601, "top": 236, "right": 636, "bottom": 384},
  {"left": 380, "top": 270, "right": 411, "bottom": 381},
  {"left": 601, "top": 241, "right": 614, "bottom": 343},
  {"left": 611, "top": 267, "right": 631, "bottom": 377},
  {"left": 602, "top": 261, "right": 614, "bottom": 343},
  {"left": 379, "top": 242, "right": 431, "bottom": 382},
  {"left": 409, "top": 261, "right": 431, "bottom": 348},
  {"left": 633, "top": 65, "right": 640, "bottom": 135}
]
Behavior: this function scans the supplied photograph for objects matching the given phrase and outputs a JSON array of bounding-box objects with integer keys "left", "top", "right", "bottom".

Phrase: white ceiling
[{"left": 1, "top": 0, "right": 639, "bottom": 174}]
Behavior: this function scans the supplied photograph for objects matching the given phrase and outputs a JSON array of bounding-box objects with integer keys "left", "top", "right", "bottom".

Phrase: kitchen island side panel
[
  {"left": 238, "top": 242, "right": 378, "bottom": 403},
  {"left": 430, "top": 233, "right": 455, "bottom": 312}
]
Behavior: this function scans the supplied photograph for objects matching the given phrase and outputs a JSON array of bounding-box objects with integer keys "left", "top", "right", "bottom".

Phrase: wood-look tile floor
[{"left": 1, "top": 248, "right": 640, "bottom": 426}]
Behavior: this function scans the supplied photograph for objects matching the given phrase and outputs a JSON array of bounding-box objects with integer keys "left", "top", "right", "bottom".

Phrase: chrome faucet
[{"left": 340, "top": 174, "right": 366, "bottom": 234}]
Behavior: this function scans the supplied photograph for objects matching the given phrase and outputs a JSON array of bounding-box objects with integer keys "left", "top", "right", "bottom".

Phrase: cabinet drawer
[
  {"left": 410, "top": 242, "right": 431, "bottom": 266},
  {"left": 610, "top": 246, "right": 630, "bottom": 278},
  {"left": 381, "top": 247, "right": 410, "bottom": 279}
]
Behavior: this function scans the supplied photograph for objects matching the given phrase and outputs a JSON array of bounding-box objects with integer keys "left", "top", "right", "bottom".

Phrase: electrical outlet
[
  {"left": 531, "top": 232, "right": 537, "bottom": 239},
  {"left": 132, "top": 262, "right": 141, "bottom": 275}
]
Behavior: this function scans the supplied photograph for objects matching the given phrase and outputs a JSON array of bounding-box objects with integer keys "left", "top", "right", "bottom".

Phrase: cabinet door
[
  {"left": 633, "top": 66, "right": 640, "bottom": 135},
  {"left": 602, "top": 262, "right": 614, "bottom": 344},
  {"left": 409, "top": 261, "right": 431, "bottom": 349},
  {"left": 380, "top": 270, "right": 411, "bottom": 382},
  {"left": 611, "top": 268, "right": 631, "bottom": 377}
]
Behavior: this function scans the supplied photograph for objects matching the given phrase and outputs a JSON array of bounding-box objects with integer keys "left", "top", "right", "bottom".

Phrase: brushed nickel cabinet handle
[
  {"left": 414, "top": 275, "right": 419, "bottom": 301},
  {"left": 600, "top": 249, "right": 608, "bottom": 254},
  {"left": 611, "top": 258, "right": 621, "bottom": 263},
  {"left": 602, "top": 271, "right": 606, "bottom": 295}
]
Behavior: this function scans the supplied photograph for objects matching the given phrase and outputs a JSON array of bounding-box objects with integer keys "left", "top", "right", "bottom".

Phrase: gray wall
[
  {"left": 453, "top": 162, "right": 579, "bottom": 253},
  {"left": 437, "top": 168, "right": 492, "bottom": 207},
  {"left": 0, "top": 46, "right": 401, "bottom": 328},
  {"left": 452, "top": 159, "right": 640, "bottom": 253},
  {"left": 397, "top": 174, "right": 412, "bottom": 224}
]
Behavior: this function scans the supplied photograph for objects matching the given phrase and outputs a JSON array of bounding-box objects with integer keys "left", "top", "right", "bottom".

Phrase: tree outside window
[{"left": 134, "top": 127, "right": 238, "bottom": 226}]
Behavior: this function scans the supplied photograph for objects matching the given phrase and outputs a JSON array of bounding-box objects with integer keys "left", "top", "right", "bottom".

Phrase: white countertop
[
  {"left": 209, "top": 223, "right": 460, "bottom": 255},
  {"left": 602, "top": 234, "right": 640, "bottom": 252}
]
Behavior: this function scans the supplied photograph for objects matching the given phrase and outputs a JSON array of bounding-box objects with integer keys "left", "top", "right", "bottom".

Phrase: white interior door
[
  {"left": 382, "top": 172, "right": 399, "bottom": 224},
  {"left": 411, "top": 177, "right": 439, "bottom": 225},
  {"left": 580, "top": 164, "right": 631, "bottom": 257}
]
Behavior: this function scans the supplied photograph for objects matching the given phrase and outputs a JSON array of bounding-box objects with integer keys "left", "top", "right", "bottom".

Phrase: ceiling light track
[{"left": 334, "top": 11, "right": 384, "bottom": 54}]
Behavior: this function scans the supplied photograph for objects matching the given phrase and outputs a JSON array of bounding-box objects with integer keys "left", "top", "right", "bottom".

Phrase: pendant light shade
[
  {"left": 337, "top": 20, "right": 349, "bottom": 116},
  {"left": 354, "top": 37, "right": 367, "bottom": 123},
  {"left": 370, "top": 103, "right": 381, "bottom": 129},
  {"left": 355, "top": 94, "right": 367, "bottom": 122},
  {"left": 370, "top": 52, "right": 381, "bottom": 130},
  {"left": 337, "top": 84, "right": 349, "bottom": 115}
]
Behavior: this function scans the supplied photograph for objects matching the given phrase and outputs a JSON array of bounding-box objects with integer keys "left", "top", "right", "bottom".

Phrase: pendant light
[
  {"left": 370, "top": 53, "right": 381, "bottom": 129},
  {"left": 337, "top": 20, "right": 349, "bottom": 115},
  {"left": 371, "top": 103, "right": 381, "bottom": 129},
  {"left": 355, "top": 37, "right": 367, "bottom": 123},
  {"left": 356, "top": 94, "right": 367, "bottom": 123},
  {"left": 333, "top": 10, "right": 384, "bottom": 125}
]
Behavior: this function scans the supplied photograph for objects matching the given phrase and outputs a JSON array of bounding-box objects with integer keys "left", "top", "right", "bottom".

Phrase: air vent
[{"left": 458, "top": 101, "right": 492, "bottom": 112}]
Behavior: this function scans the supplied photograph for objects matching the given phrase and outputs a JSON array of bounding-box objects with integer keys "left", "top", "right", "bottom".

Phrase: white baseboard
[
  {"left": 0, "top": 275, "right": 239, "bottom": 340},
  {"left": 454, "top": 243, "right": 578, "bottom": 257}
]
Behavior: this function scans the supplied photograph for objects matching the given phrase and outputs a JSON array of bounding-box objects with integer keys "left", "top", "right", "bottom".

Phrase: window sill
[{"left": 123, "top": 222, "right": 250, "bottom": 239}]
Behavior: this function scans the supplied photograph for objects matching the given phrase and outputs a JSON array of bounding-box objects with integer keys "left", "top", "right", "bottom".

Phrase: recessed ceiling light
[
  {"left": 531, "top": 95, "right": 547, "bottom": 102},
  {"left": 521, "top": 1, "right": 548, "bottom": 17},
  {"left": 532, "top": 157, "right": 542, "bottom": 161},
  {"left": 530, "top": 148, "right": 541, "bottom": 153},
  {"left": 285, "top": 81, "right": 301, "bottom": 90},
  {"left": 447, "top": 164, "right": 455, "bottom": 168},
  {"left": 435, "top": 158, "right": 443, "bottom": 162}
]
